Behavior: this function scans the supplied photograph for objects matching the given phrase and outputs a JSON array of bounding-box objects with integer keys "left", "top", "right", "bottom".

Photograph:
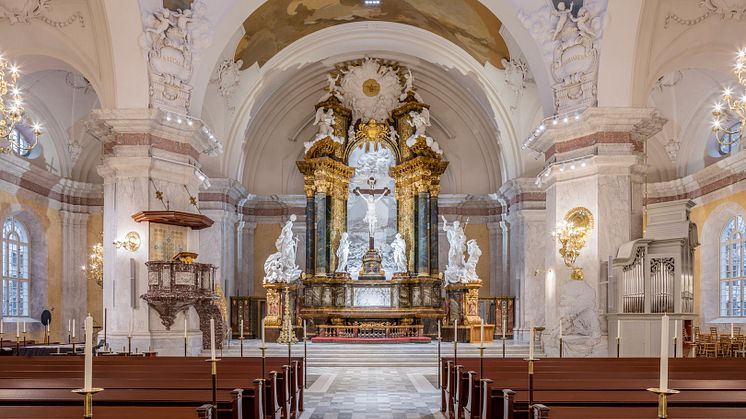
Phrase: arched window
[
  {"left": 718, "top": 121, "right": 742, "bottom": 156},
  {"left": 720, "top": 216, "right": 746, "bottom": 317},
  {"left": 2, "top": 217, "right": 29, "bottom": 317}
]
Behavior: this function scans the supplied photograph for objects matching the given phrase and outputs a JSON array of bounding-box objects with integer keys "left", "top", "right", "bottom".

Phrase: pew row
[
  {"left": 0, "top": 356, "right": 304, "bottom": 419},
  {"left": 441, "top": 357, "right": 746, "bottom": 419}
]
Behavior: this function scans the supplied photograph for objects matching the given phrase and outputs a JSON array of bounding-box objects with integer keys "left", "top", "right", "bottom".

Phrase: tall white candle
[
  {"left": 659, "top": 314, "right": 669, "bottom": 391},
  {"left": 184, "top": 317, "right": 188, "bottom": 338},
  {"left": 480, "top": 321, "right": 485, "bottom": 345},
  {"left": 209, "top": 318, "right": 216, "bottom": 360},
  {"left": 559, "top": 321, "right": 563, "bottom": 338},
  {"left": 84, "top": 315, "right": 93, "bottom": 391},
  {"left": 46, "top": 323, "right": 49, "bottom": 334},
  {"left": 261, "top": 317, "right": 265, "bottom": 345},
  {"left": 502, "top": 317, "right": 506, "bottom": 339},
  {"left": 529, "top": 320, "right": 535, "bottom": 359},
  {"left": 674, "top": 319, "right": 678, "bottom": 339},
  {"left": 128, "top": 311, "right": 133, "bottom": 338},
  {"left": 22, "top": 321, "right": 26, "bottom": 334},
  {"left": 454, "top": 318, "right": 458, "bottom": 343},
  {"left": 302, "top": 319, "right": 306, "bottom": 340},
  {"left": 68, "top": 319, "right": 71, "bottom": 334},
  {"left": 1, "top": 318, "right": 4, "bottom": 334},
  {"left": 72, "top": 319, "right": 76, "bottom": 339},
  {"left": 731, "top": 323, "right": 734, "bottom": 338},
  {"left": 617, "top": 319, "right": 621, "bottom": 339},
  {"left": 16, "top": 320, "right": 19, "bottom": 338},
  {"left": 240, "top": 319, "right": 244, "bottom": 339},
  {"left": 437, "top": 320, "right": 441, "bottom": 340}
]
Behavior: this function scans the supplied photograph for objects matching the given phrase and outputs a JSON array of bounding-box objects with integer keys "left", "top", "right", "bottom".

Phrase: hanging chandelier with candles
[
  {"left": 712, "top": 48, "right": 746, "bottom": 146},
  {"left": 0, "top": 55, "right": 41, "bottom": 154}
]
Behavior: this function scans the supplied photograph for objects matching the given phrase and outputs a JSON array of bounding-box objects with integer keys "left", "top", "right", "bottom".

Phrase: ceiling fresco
[{"left": 234, "top": 0, "right": 510, "bottom": 69}]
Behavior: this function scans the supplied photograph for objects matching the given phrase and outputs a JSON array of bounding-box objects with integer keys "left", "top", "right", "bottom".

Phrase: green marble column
[
  {"left": 416, "top": 192, "right": 430, "bottom": 275},
  {"left": 314, "top": 192, "right": 329, "bottom": 275}
]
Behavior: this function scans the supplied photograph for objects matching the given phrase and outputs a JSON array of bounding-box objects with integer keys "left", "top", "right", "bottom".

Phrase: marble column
[
  {"left": 429, "top": 195, "right": 439, "bottom": 274},
  {"left": 60, "top": 210, "right": 89, "bottom": 330},
  {"left": 199, "top": 208, "right": 239, "bottom": 306},
  {"left": 416, "top": 192, "right": 430, "bottom": 276},
  {"left": 305, "top": 196, "right": 315, "bottom": 275},
  {"left": 487, "top": 221, "right": 502, "bottom": 297},
  {"left": 236, "top": 220, "right": 256, "bottom": 296},
  {"left": 314, "top": 192, "right": 328, "bottom": 275}
]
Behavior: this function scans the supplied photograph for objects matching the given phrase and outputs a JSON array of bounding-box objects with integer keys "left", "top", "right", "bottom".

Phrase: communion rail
[{"left": 317, "top": 324, "right": 424, "bottom": 338}]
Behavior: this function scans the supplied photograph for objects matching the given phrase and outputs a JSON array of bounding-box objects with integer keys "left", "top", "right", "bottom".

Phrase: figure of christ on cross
[{"left": 353, "top": 177, "right": 390, "bottom": 249}]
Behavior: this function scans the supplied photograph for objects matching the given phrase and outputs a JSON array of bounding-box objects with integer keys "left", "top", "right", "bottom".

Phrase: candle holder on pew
[
  {"left": 127, "top": 336, "right": 132, "bottom": 355},
  {"left": 45, "top": 329, "right": 49, "bottom": 345},
  {"left": 502, "top": 333, "right": 506, "bottom": 359},
  {"left": 15, "top": 335, "right": 19, "bottom": 356},
  {"left": 303, "top": 330, "right": 308, "bottom": 389},
  {"left": 559, "top": 335, "right": 563, "bottom": 358},
  {"left": 524, "top": 356, "right": 539, "bottom": 410},
  {"left": 436, "top": 331, "right": 442, "bottom": 389},
  {"left": 184, "top": 335, "right": 188, "bottom": 357},
  {"left": 72, "top": 387, "right": 104, "bottom": 419},
  {"left": 259, "top": 344, "right": 268, "bottom": 379},
  {"left": 478, "top": 344, "right": 486, "bottom": 379},
  {"left": 617, "top": 336, "right": 621, "bottom": 358},
  {"left": 0, "top": 332, "right": 3, "bottom": 350},
  {"left": 206, "top": 357, "right": 221, "bottom": 414},
  {"left": 673, "top": 335, "right": 678, "bottom": 358},
  {"left": 239, "top": 335, "right": 244, "bottom": 358},
  {"left": 646, "top": 387, "right": 679, "bottom": 419},
  {"left": 23, "top": 331, "right": 26, "bottom": 347}
]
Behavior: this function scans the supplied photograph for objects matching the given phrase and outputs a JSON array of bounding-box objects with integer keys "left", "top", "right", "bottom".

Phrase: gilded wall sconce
[
  {"left": 552, "top": 207, "right": 594, "bottom": 280},
  {"left": 113, "top": 231, "right": 141, "bottom": 252}
]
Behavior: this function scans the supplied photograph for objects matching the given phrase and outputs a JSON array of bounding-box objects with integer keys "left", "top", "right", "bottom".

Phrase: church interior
[{"left": 1, "top": 0, "right": 746, "bottom": 418}]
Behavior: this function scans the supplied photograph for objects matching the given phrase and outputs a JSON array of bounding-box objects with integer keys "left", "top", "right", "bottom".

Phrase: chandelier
[
  {"left": 0, "top": 55, "right": 41, "bottom": 154},
  {"left": 82, "top": 241, "right": 104, "bottom": 287},
  {"left": 711, "top": 48, "right": 746, "bottom": 145}
]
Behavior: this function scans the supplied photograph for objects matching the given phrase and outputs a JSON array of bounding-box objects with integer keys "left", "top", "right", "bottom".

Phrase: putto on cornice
[{"left": 0, "top": 0, "right": 84, "bottom": 27}]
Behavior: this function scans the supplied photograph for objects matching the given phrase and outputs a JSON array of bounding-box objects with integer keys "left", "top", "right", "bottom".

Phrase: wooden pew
[
  {"left": 0, "top": 356, "right": 303, "bottom": 419},
  {"left": 441, "top": 357, "right": 746, "bottom": 419}
]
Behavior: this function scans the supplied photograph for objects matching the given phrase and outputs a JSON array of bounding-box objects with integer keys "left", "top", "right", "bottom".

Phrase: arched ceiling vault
[{"left": 206, "top": 21, "right": 540, "bottom": 196}]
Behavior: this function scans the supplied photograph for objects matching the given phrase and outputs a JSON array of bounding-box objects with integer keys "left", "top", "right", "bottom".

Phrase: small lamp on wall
[{"left": 114, "top": 232, "right": 141, "bottom": 252}]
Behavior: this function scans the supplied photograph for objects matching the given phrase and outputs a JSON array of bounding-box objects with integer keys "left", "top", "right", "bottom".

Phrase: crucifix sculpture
[{"left": 353, "top": 177, "right": 390, "bottom": 250}]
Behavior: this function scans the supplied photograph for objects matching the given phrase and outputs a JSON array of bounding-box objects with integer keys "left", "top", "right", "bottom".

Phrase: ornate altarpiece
[{"left": 264, "top": 58, "right": 483, "bottom": 339}]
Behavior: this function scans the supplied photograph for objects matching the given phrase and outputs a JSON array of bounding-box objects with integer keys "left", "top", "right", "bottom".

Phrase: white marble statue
[
  {"left": 319, "top": 73, "right": 342, "bottom": 101},
  {"left": 442, "top": 216, "right": 467, "bottom": 270},
  {"left": 391, "top": 233, "right": 407, "bottom": 273},
  {"left": 464, "top": 239, "right": 482, "bottom": 281},
  {"left": 354, "top": 185, "right": 390, "bottom": 239},
  {"left": 263, "top": 214, "right": 301, "bottom": 283},
  {"left": 399, "top": 69, "right": 423, "bottom": 102},
  {"left": 335, "top": 232, "right": 350, "bottom": 273},
  {"left": 551, "top": 1, "right": 574, "bottom": 41},
  {"left": 304, "top": 107, "right": 341, "bottom": 152},
  {"left": 405, "top": 109, "right": 443, "bottom": 154}
]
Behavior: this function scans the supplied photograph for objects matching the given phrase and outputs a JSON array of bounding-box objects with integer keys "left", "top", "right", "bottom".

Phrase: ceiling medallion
[{"left": 362, "top": 79, "right": 381, "bottom": 97}]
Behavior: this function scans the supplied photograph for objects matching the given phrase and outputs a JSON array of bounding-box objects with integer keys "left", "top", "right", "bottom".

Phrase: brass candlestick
[
  {"left": 206, "top": 358, "right": 221, "bottom": 413},
  {"left": 0, "top": 332, "right": 3, "bottom": 349},
  {"left": 15, "top": 336, "right": 19, "bottom": 356},
  {"left": 72, "top": 387, "right": 104, "bottom": 418},
  {"left": 502, "top": 334, "right": 506, "bottom": 358},
  {"left": 22, "top": 332, "right": 26, "bottom": 347},
  {"left": 184, "top": 336, "right": 188, "bottom": 357},
  {"left": 277, "top": 287, "right": 298, "bottom": 344},
  {"left": 303, "top": 333, "right": 308, "bottom": 389},
  {"left": 647, "top": 388, "right": 679, "bottom": 419},
  {"left": 127, "top": 336, "right": 132, "bottom": 355},
  {"left": 673, "top": 336, "right": 678, "bottom": 358}
]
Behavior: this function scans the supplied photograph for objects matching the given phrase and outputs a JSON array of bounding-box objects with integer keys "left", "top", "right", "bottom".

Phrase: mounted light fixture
[
  {"left": 82, "top": 241, "right": 104, "bottom": 287},
  {"left": 113, "top": 231, "right": 141, "bottom": 252},
  {"left": 0, "top": 55, "right": 42, "bottom": 154},
  {"left": 711, "top": 48, "right": 746, "bottom": 145}
]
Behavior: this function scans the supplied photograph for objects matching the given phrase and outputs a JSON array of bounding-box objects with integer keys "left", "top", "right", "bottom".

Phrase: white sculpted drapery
[
  {"left": 391, "top": 233, "right": 407, "bottom": 273},
  {"left": 335, "top": 232, "right": 350, "bottom": 273},
  {"left": 263, "top": 214, "right": 301, "bottom": 283},
  {"left": 442, "top": 216, "right": 482, "bottom": 284}
]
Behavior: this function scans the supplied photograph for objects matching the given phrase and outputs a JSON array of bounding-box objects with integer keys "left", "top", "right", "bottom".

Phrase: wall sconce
[
  {"left": 552, "top": 207, "right": 594, "bottom": 280},
  {"left": 114, "top": 231, "right": 141, "bottom": 252}
]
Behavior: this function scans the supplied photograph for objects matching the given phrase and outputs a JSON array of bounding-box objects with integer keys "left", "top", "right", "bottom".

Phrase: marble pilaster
[{"left": 60, "top": 210, "right": 89, "bottom": 329}]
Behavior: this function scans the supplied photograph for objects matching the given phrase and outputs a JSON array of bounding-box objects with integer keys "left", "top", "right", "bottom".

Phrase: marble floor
[{"left": 300, "top": 367, "right": 446, "bottom": 419}]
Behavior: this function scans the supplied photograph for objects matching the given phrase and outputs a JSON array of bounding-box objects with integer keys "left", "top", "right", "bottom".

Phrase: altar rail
[{"left": 318, "top": 324, "right": 424, "bottom": 338}]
